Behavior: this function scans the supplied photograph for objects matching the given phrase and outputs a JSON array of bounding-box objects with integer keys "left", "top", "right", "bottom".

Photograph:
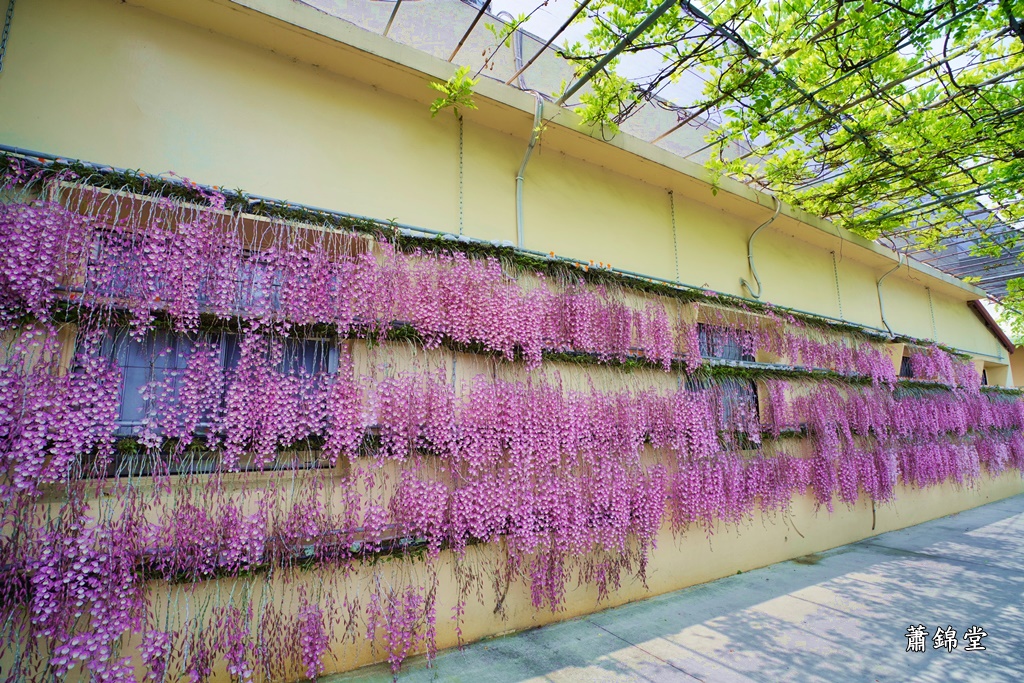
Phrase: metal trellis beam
[
  {"left": 383, "top": 0, "right": 404, "bottom": 37},
  {"left": 449, "top": 0, "right": 492, "bottom": 62},
  {"left": 506, "top": 0, "right": 593, "bottom": 86},
  {"left": 674, "top": 2, "right": 993, "bottom": 161},
  {"left": 555, "top": 0, "right": 678, "bottom": 107},
  {"left": 679, "top": 0, "right": 999, "bottom": 251}
]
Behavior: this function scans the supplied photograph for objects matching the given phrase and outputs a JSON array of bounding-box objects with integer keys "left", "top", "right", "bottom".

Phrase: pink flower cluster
[
  {"left": 296, "top": 600, "right": 331, "bottom": 680},
  {"left": 0, "top": 197, "right": 966, "bottom": 382},
  {"left": 909, "top": 345, "right": 979, "bottom": 386},
  {"left": 27, "top": 518, "right": 143, "bottom": 681},
  {"left": 0, "top": 181, "right": 1019, "bottom": 681},
  {"left": 366, "top": 583, "right": 437, "bottom": 675},
  {"left": 0, "top": 326, "right": 121, "bottom": 494},
  {"left": 0, "top": 199, "right": 685, "bottom": 369},
  {"left": 0, "top": 202, "right": 92, "bottom": 324}
]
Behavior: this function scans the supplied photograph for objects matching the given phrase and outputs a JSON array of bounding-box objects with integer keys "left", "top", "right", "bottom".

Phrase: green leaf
[{"left": 429, "top": 66, "right": 479, "bottom": 119}]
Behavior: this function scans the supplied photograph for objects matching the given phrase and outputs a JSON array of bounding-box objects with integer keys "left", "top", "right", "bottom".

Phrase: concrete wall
[
  {"left": 0, "top": 0, "right": 1008, "bottom": 363},
  {"left": 123, "top": 467, "right": 1024, "bottom": 678},
  {"left": 1, "top": 1, "right": 1021, "bottom": 679}
]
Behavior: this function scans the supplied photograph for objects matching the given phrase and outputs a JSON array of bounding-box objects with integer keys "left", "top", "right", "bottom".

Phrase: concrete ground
[{"left": 330, "top": 494, "right": 1024, "bottom": 682}]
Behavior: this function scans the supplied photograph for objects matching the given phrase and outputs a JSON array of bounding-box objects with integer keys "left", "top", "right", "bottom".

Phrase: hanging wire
[{"left": 0, "top": 0, "right": 14, "bottom": 74}]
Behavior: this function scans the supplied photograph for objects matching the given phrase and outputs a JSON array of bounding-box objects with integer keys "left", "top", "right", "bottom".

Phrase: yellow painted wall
[
  {"left": 1010, "top": 352, "right": 1024, "bottom": 387},
  {"left": 0, "top": 0, "right": 1006, "bottom": 361},
  {"left": 1, "top": 1, "right": 1022, "bottom": 679},
  {"left": 66, "top": 468, "right": 1024, "bottom": 681}
]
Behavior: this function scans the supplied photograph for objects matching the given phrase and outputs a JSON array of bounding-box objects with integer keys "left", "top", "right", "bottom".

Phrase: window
[
  {"left": 982, "top": 368, "right": 989, "bottom": 386},
  {"left": 232, "top": 251, "right": 284, "bottom": 314},
  {"left": 83, "top": 231, "right": 138, "bottom": 300},
  {"left": 105, "top": 330, "right": 178, "bottom": 433},
  {"left": 718, "top": 377, "right": 759, "bottom": 426},
  {"left": 100, "top": 329, "right": 237, "bottom": 436},
  {"left": 899, "top": 355, "right": 914, "bottom": 378},
  {"left": 182, "top": 249, "right": 285, "bottom": 316},
  {"left": 102, "top": 331, "right": 339, "bottom": 433},
  {"left": 690, "top": 324, "right": 759, "bottom": 441},
  {"left": 279, "top": 337, "right": 338, "bottom": 375},
  {"left": 91, "top": 329, "right": 338, "bottom": 475},
  {"left": 685, "top": 376, "right": 760, "bottom": 435},
  {"left": 83, "top": 233, "right": 286, "bottom": 317},
  {"left": 697, "top": 323, "right": 755, "bottom": 362}
]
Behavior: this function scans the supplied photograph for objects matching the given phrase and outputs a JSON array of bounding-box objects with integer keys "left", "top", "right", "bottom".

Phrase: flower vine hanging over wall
[{"left": 0, "top": 157, "right": 1021, "bottom": 682}]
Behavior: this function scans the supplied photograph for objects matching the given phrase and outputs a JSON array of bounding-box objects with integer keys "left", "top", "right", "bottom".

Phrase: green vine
[{"left": 429, "top": 66, "right": 479, "bottom": 119}]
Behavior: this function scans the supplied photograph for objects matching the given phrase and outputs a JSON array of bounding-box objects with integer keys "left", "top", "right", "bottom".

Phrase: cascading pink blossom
[{"left": 0, "top": 186, "right": 1020, "bottom": 682}]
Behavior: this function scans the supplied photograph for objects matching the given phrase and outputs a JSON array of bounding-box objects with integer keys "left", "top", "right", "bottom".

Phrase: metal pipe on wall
[
  {"left": 505, "top": 0, "right": 592, "bottom": 87},
  {"left": 515, "top": 92, "right": 544, "bottom": 249},
  {"left": 877, "top": 253, "right": 905, "bottom": 335},
  {"left": 739, "top": 194, "right": 780, "bottom": 299},
  {"left": 495, "top": 11, "right": 527, "bottom": 90}
]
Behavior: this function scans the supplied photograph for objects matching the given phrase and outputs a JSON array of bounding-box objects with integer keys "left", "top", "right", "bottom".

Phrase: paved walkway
[{"left": 332, "top": 494, "right": 1024, "bottom": 682}]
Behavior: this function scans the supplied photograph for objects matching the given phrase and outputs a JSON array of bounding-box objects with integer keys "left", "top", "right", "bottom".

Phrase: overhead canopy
[
  {"left": 310, "top": 0, "right": 1024, "bottom": 301},
  {"left": 561, "top": 0, "right": 1024, "bottom": 299}
]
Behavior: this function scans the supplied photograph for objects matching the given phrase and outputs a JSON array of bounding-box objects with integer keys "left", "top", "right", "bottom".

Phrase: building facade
[{"left": 1, "top": 1, "right": 1022, "bottom": 680}]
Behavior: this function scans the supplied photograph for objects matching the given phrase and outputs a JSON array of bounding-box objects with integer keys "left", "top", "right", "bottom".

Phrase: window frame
[
  {"left": 696, "top": 322, "right": 756, "bottom": 363},
  {"left": 82, "top": 327, "right": 342, "bottom": 477},
  {"left": 898, "top": 354, "right": 914, "bottom": 379}
]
